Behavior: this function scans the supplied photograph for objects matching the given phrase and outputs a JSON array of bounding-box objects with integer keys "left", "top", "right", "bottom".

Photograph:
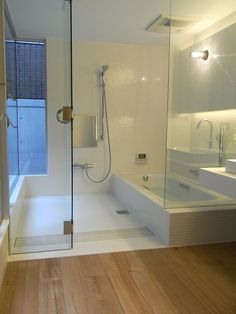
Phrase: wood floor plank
[
  {"left": 190, "top": 244, "right": 236, "bottom": 279},
  {"left": 1, "top": 243, "right": 236, "bottom": 314},
  {"left": 100, "top": 253, "right": 154, "bottom": 313},
  {"left": 116, "top": 251, "right": 179, "bottom": 313},
  {"left": 109, "top": 251, "right": 146, "bottom": 273},
  {"left": 156, "top": 248, "right": 235, "bottom": 313},
  {"left": 137, "top": 249, "right": 211, "bottom": 314},
  {"left": 9, "top": 260, "right": 39, "bottom": 314},
  {"left": 83, "top": 275, "right": 124, "bottom": 314},
  {"left": 61, "top": 256, "right": 124, "bottom": 314},
  {"left": 60, "top": 257, "right": 89, "bottom": 314},
  {"left": 38, "top": 278, "right": 66, "bottom": 314},
  {"left": 108, "top": 270, "right": 153, "bottom": 313},
  {"left": 38, "top": 258, "right": 67, "bottom": 314},
  {"left": 130, "top": 270, "right": 179, "bottom": 314},
  {"left": 79, "top": 254, "right": 106, "bottom": 277},
  {"left": 182, "top": 245, "right": 236, "bottom": 298},
  {"left": 182, "top": 245, "right": 236, "bottom": 291},
  {"left": 0, "top": 262, "right": 18, "bottom": 314},
  {"left": 0, "top": 284, "right": 15, "bottom": 314},
  {"left": 1, "top": 261, "right": 18, "bottom": 286},
  {"left": 39, "top": 258, "right": 61, "bottom": 280}
]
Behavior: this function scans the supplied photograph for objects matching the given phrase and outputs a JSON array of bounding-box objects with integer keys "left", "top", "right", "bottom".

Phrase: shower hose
[{"left": 85, "top": 77, "right": 112, "bottom": 183}]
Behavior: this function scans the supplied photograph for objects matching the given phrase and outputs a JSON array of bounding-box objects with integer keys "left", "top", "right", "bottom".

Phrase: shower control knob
[
  {"left": 73, "top": 163, "right": 94, "bottom": 170},
  {"left": 85, "top": 163, "right": 94, "bottom": 169}
]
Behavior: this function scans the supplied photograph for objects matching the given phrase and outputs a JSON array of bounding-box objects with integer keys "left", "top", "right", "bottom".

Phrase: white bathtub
[
  {"left": 119, "top": 173, "right": 232, "bottom": 207},
  {"left": 112, "top": 173, "right": 236, "bottom": 246}
]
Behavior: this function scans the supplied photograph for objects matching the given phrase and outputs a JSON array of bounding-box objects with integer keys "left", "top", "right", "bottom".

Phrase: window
[{"left": 6, "top": 40, "right": 47, "bottom": 178}]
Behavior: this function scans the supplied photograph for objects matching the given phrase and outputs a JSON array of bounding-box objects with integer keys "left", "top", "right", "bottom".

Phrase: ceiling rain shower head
[{"left": 101, "top": 65, "right": 109, "bottom": 74}]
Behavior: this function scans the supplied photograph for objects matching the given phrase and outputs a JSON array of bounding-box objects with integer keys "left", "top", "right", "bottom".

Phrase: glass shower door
[
  {"left": 5, "top": 39, "right": 19, "bottom": 195},
  {"left": 165, "top": 0, "right": 236, "bottom": 209},
  {"left": 5, "top": 0, "right": 73, "bottom": 254}
]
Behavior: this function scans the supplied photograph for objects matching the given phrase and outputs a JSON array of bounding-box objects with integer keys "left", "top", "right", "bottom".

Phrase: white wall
[{"left": 73, "top": 42, "right": 169, "bottom": 194}]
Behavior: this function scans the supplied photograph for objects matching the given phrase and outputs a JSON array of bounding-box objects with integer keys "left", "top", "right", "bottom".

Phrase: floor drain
[{"left": 116, "top": 210, "right": 130, "bottom": 215}]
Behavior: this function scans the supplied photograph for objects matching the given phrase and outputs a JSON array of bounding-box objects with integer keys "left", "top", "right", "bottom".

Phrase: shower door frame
[
  {"left": 0, "top": 0, "right": 10, "bottom": 223},
  {"left": 3, "top": 0, "right": 75, "bottom": 254},
  {"left": 69, "top": 0, "right": 74, "bottom": 249}
]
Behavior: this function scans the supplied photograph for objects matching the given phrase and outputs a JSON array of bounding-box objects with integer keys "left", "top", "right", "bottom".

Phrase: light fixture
[{"left": 190, "top": 50, "right": 209, "bottom": 60}]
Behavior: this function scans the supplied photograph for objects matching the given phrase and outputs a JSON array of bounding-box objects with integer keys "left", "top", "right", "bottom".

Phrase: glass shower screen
[{"left": 5, "top": 0, "right": 74, "bottom": 254}]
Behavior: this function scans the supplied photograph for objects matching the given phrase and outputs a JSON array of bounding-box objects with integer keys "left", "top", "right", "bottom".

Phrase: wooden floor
[{"left": 0, "top": 243, "right": 236, "bottom": 314}]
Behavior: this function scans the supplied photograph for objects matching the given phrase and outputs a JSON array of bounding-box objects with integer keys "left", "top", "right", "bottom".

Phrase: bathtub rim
[{"left": 114, "top": 173, "right": 236, "bottom": 213}]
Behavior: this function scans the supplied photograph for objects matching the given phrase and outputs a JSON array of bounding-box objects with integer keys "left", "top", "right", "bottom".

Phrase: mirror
[{"left": 73, "top": 114, "right": 97, "bottom": 148}]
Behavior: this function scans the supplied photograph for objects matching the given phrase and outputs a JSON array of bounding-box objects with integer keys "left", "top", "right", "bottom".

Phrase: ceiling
[
  {"left": 5, "top": 0, "right": 236, "bottom": 45},
  {"left": 5, "top": 0, "right": 67, "bottom": 40}
]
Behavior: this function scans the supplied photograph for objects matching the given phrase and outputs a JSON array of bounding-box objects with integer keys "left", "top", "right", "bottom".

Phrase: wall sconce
[{"left": 190, "top": 50, "right": 209, "bottom": 60}]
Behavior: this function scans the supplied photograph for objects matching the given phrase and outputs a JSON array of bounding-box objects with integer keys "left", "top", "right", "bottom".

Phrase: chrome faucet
[
  {"left": 196, "top": 119, "right": 213, "bottom": 150},
  {"left": 218, "top": 123, "right": 226, "bottom": 166}
]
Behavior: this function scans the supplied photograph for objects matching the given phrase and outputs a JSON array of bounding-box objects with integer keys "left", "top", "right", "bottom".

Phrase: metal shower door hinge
[
  {"left": 64, "top": 220, "right": 73, "bottom": 234},
  {"left": 56, "top": 106, "right": 73, "bottom": 124}
]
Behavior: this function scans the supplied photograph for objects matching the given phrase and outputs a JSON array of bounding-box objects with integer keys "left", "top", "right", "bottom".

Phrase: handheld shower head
[{"left": 101, "top": 65, "right": 109, "bottom": 74}]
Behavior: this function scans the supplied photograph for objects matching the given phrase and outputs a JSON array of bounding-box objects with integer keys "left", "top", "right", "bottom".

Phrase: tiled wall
[
  {"left": 73, "top": 42, "right": 169, "bottom": 193},
  {"left": 26, "top": 40, "right": 169, "bottom": 196}
]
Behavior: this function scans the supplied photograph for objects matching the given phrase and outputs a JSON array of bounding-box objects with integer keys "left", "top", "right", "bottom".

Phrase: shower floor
[{"left": 11, "top": 194, "right": 164, "bottom": 257}]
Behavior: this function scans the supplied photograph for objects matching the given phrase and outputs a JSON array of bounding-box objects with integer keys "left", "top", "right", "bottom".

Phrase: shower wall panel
[{"left": 73, "top": 42, "right": 169, "bottom": 194}]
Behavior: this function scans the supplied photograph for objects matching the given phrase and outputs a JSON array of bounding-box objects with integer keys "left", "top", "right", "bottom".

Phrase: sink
[
  {"left": 168, "top": 147, "right": 218, "bottom": 164},
  {"left": 199, "top": 167, "right": 236, "bottom": 199},
  {"left": 225, "top": 159, "right": 236, "bottom": 174}
]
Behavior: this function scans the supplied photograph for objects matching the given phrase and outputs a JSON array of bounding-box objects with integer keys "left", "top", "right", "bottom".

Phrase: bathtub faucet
[
  {"left": 73, "top": 163, "right": 94, "bottom": 170},
  {"left": 143, "top": 175, "right": 149, "bottom": 182},
  {"left": 196, "top": 119, "right": 213, "bottom": 150}
]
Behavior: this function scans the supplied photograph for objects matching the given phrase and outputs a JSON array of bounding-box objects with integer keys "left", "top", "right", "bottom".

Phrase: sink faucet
[
  {"left": 196, "top": 119, "right": 213, "bottom": 150},
  {"left": 218, "top": 123, "right": 227, "bottom": 166}
]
